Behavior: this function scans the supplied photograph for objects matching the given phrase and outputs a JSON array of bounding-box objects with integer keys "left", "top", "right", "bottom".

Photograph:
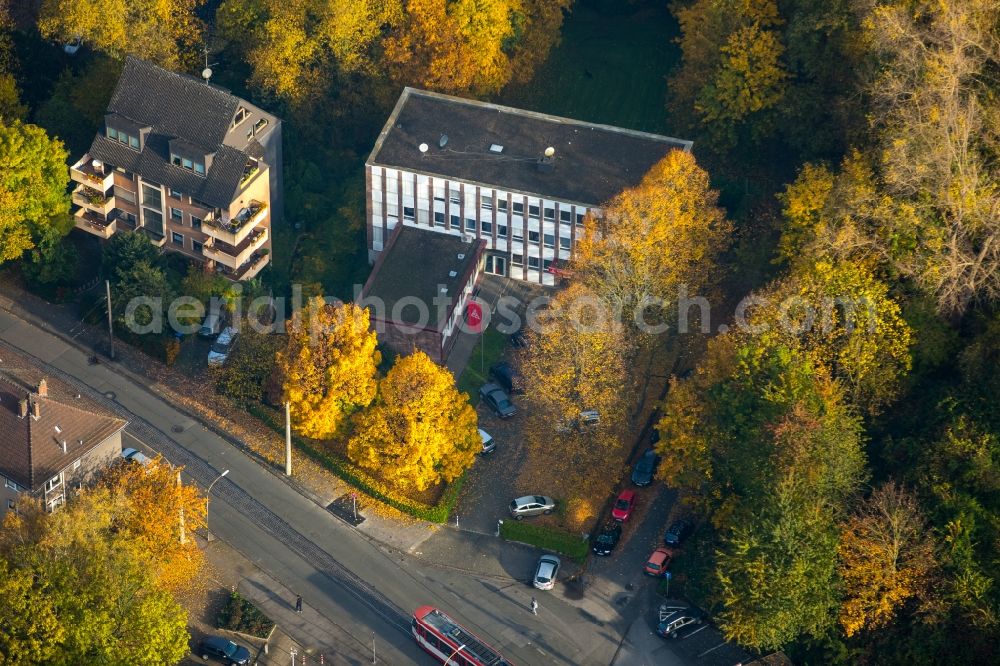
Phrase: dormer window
[
  {"left": 107, "top": 126, "right": 139, "bottom": 150},
  {"left": 233, "top": 106, "right": 248, "bottom": 128},
  {"left": 170, "top": 152, "right": 207, "bottom": 177}
]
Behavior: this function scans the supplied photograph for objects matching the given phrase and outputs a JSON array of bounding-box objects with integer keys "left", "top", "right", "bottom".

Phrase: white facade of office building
[{"left": 367, "top": 166, "right": 600, "bottom": 287}]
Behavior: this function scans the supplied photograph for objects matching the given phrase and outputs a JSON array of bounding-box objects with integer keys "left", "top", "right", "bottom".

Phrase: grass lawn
[
  {"left": 456, "top": 326, "right": 508, "bottom": 399},
  {"left": 499, "top": 0, "right": 680, "bottom": 134}
]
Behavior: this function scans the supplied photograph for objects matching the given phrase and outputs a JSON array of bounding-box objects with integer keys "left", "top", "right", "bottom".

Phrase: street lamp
[
  {"left": 205, "top": 469, "right": 229, "bottom": 542},
  {"left": 446, "top": 644, "right": 466, "bottom": 665}
]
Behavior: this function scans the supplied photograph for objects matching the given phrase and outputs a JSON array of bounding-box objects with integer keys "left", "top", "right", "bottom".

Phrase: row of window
[
  {"left": 170, "top": 231, "right": 204, "bottom": 254},
  {"left": 170, "top": 153, "right": 206, "bottom": 176},
  {"left": 402, "top": 210, "right": 574, "bottom": 249},
  {"left": 395, "top": 197, "right": 586, "bottom": 225},
  {"left": 510, "top": 254, "right": 558, "bottom": 271},
  {"left": 106, "top": 127, "right": 139, "bottom": 150}
]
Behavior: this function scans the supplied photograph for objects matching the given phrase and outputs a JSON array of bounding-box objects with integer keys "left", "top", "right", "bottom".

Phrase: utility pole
[
  {"left": 372, "top": 632, "right": 376, "bottom": 664},
  {"left": 105, "top": 280, "right": 115, "bottom": 359},
  {"left": 285, "top": 401, "right": 292, "bottom": 476},
  {"left": 177, "top": 471, "right": 186, "bottom": 545}
]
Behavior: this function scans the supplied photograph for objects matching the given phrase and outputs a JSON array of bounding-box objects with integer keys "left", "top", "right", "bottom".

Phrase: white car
[
  {"left": 533, "top": 554, "right": 560, "bottom": 590},
  {"left": 121, "top": 447, "right": 151, "bottom": 465},
  {"left": 207, "top": 326, "right": 238, "bottom": 367},
  {"left": 479, "top": 428, "right": 495, "bottom": 454}
]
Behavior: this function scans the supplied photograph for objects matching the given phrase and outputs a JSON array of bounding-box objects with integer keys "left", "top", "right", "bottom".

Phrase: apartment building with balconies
[
  {"left": 70, "top": 56, "right": 283, "bottom": 281},
  {"left": 365, "top": 88, "right": 691, "bottom": 286}
]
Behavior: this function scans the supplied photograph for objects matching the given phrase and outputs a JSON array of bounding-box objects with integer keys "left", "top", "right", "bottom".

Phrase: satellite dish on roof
[
  {"left": 201, "top": 67, "right": 213, "bottom": 82},
  {"left": 418, "top": 143, "right": 429, "bottom": 153},
  {"left": 544, "top": 146, "right": 555, "bottom": 157},
  {"left": 439, "top": 134, "right": 449, "bottom": 148}
]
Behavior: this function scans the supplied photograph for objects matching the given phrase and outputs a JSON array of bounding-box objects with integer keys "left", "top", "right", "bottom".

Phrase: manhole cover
[
  {"left": 172, "top": 425, "right": 184, "bottom": 433},
  {"left": 104, "top": 391, "right": 116, "bottom": 400}
]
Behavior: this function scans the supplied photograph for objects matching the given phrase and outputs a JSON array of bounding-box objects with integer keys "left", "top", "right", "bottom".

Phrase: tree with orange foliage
[{"left": 99, "top": 456, "right": 207, "bottom": 593}]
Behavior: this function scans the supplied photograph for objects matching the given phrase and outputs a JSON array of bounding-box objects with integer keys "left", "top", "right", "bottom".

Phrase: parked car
[
  {"left": 198, "top": 636, "right": 251, "bottom": 665},
  {"left": 664, "top": 518, "right": 694, "bottom": 547},
  {"left": 631, "top": 448, "right": 660, "bottom": 486},
  {"left": 489, "top": 361, "right": 522, "bottom": 395},
  {"left": 63, "top": 37, "right": 82, "bottom": 55},
  {"left": 644, "top": 547, "right": 674, "bottom": 577},
  {"left": 509, "top": 329, "right": 528, "bottom": 348},
  {"left": 198, "top": 311, "right": 223, "bottom": 338},
  {"left": 509, "top": 495, "right": 556, "bottom": 520},
  {"left": 657, "top": 612, "right": 703, "bottom": 639},
  {"left": 532, "top": 554, "right": 561, "bottom": 590},
  {"left": 611, "top": 489, "right": 636, "bottom": 521},
  {"left": 555, "top": 409, "right": 601, "bottom": 433},
  {"left": 479, "top": 428, "right": 496, "bottom": 454},
  {"left": 121, "top": 447, "right": 151, "bottom": 465},
  {"left": 592, "top": 522, "right": 622, "bottom": 556},
  {"left": 207, "top": 326, "right": 239, "bottom": 367},
  {"left": 480, "top": 383, "right": 516, "bottom": 418}
]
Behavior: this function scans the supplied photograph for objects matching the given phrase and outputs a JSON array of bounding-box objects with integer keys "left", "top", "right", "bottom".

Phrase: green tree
[
  {"left": 0, "top": 120, "right": 71, "bottom": 264},
  {"left": 348, "top": 351, "right": 479, "bottom": 492},
  {"left": 214, "top": 327, "right": 285, "bottom": 404},
  {"left": 102, "top": 229, "right": 160, "bottom": 276}
]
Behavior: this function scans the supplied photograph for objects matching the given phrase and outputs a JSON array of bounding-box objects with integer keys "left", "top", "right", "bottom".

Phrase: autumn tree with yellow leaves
[
  {"left": 39, "top": 0, "right": 206, "bottom": 69},
  {"left": 347, "top": 351, "right": 479, "bottom": 492},
  {"left": 575, "top": 149, "right": 731, "bottom": 339},
  {"left": 276, "top": 297, "right": 381, "bottom": 440},
  {"left": 99, "top": 456, "right": 207, "bottom": 593},
  {"left": 837, "top": 482, "right": 936, "bottom": 637}
]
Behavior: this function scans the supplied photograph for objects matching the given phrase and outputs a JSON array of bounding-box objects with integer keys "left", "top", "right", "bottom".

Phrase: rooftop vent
[
  {"left": 457, "top": 253, "right": 465, "bottom": 260},
  {"left": 489, "top": 144, "right": 504, "bottom": 153},
  {"left": 439, "top": 134, "right": 449, "bottom": 148},
  {"left": 54, "top": 425, "right": 62, "bottom": 434},
  {"left": 544, "top": 146, "right": 556, "bottom": 157},
  {"left": 440, "top": 287, "right": 448, "bottom": 294},
  {"left": 418, "top": 143, "right": 429, "bottom": 153},
  {"left": 448, "top": 271, "right": 458, "bottom": 278}
]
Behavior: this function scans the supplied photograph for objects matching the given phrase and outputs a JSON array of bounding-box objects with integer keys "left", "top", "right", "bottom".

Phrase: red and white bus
[{"left": 411, "top": 606, "right": 514, "bottom": 666}]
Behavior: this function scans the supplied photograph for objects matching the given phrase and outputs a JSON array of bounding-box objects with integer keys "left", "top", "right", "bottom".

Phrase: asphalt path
[{"left": 0, "top": 307, "right": 625, "bottom": 665}]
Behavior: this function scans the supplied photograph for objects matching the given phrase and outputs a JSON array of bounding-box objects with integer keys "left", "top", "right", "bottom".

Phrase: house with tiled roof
[
  {"left": 69, "top": 56, "right": 283, "bottom": 281},
  {"left": 0, "top": 366, "right": 127, "bottom": 513}
]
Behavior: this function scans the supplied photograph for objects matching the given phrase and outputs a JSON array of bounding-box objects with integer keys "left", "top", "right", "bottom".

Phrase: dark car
[
  {"left": 480, "top": 383, "right": 516, "bottom": 418},
  {"left": 592, "top": 522, "right": 622, "bottom": 556},
  {"left": 631, "top": 448, "right": 660, "bottom": 486},
  {"left": 489, "top": 361, "right": 523, "bottom": 395},
  {"left": 198, "top": 636, "right": 251, "bottom": 665},
  {"left": 664, "top": 518, "right": 694, "bottom": 547}
]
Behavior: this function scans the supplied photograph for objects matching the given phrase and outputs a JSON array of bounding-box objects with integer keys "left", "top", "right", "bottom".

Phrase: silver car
[
  {"left": 533, "top": 554, "right": 561, "bottom": 590},
  {"left": 509, "top": 495, "right": 556, "bottom": 520}
]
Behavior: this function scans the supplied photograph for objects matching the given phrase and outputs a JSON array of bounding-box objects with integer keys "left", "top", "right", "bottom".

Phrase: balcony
[
  {"left": 219, "top": 251, "right": 269, "bottom": 281},
  {"left": 70, "top": 155, "right": 114, "bottom": 191},
  {"left": 137, "top": 227, "right": 167, "bottom": 247},
  {"left": 74, "top": 209, "right": 116, "bottom": 239},
  {"left": 202, "top": 226, "right": 269, "bottom": 270},
  {"left": 72, "top": 185, "right": 115, "bottom": 215},
  {"left": 203, "top": 200, "right": 268, "bottom": 246}
]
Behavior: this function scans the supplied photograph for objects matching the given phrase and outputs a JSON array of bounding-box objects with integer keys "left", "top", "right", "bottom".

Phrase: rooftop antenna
[
  {"left": 544, "top": 146, "right": 556, "bottom": 157},
  {"left": 201, "top": 46, "right": 217, "bottom": 84}
]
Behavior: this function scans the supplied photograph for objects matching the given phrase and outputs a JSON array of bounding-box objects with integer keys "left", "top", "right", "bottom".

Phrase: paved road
[{"left": 0, "top": 306, "right": 626, "bottom": 665}]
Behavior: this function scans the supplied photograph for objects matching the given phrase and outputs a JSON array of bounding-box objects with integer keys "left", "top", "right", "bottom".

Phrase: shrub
[
  {"left": 499, "top": 520, "right": 590, "bottom": 563},
  {"left": 216, "top": 591, "right": 275, "bottom": 639}
]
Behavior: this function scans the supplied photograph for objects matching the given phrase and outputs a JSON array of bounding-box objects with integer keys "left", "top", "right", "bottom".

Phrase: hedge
[
  {"left": 216, "top": 591, "right": 275, "bottom": 638},
  {"left": 500, "top": 520, "right": 590, "bottom": 563},
  {"left": 246, "top": 403, "right": 464, "bottom": 523}
]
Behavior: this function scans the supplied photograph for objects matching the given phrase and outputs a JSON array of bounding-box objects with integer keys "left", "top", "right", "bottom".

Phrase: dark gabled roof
[
  {"left": 363, "top": 226, "right": 484, "bottom": 329},
  {"left": 368, "top": 88, "right": 693, "bottom": 207},
  {"left": 88, "top": 56, "right": 261, "bottom": 208},
  {"left": 0, "top": 353, "right": 126, "bottom": 491},
  {"left": 107, "top": 56, "right": 238, "bottom": 149}
]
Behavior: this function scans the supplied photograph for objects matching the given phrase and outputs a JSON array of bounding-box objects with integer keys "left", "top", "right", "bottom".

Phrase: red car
[
  {"left": 644, "top": 547, "right": 674, "bottom": 576},
  {"left": 611, "top": 489, "right": 636, "bottom": 521}
]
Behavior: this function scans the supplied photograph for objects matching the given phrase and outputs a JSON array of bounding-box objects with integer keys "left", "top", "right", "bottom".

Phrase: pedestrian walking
[
  {"left": 295, "top": 595, "right": 303, "bottom": 613},
  {"left": 530, "top": 597, "right": 538, "bottom": 615}
]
